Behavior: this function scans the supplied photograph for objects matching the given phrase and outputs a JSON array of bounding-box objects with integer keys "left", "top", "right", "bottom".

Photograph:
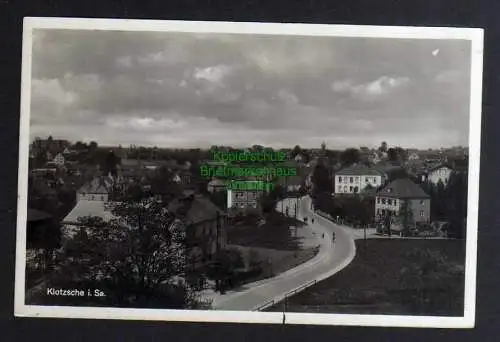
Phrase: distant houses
[
  {"left": 168, "top": 193, "right": 227, "bottom": 269},
  {"left": 419, "top": 163, "right": 453, "bottom": 185}
]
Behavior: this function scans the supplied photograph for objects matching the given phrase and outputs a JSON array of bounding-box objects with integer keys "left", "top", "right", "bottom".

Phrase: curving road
[{"left": 212, "top": 195, "right": 356, "bottom": 311}]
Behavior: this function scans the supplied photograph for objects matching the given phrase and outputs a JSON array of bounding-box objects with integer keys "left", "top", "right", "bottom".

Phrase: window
[
  {"left": 354, "top": 186, "right": 359, "bottom": 193},
  {"left": 377, "top": 209, "right": 380, "bottom": 214},
  {"left": 377, "top": 197, "right": 380, "bottom": 204},
  {"left": 365, "top": 177, "right": 369, "bottom": 182},
  {"left": 100, "top": 196, "right": 104, "bottom": 201},
  {"left": 338, "top": 176, "right": 342, "bottom": 182},
  {"left": 388, "top": 199, "right": 392, "bottom": 205},
  {"left": 382, "top": 198, "right": 386, "bottom": 204},
  {"left": 420, "top": 200, "right": 424, "bottom": 205},
  {"left": 420, "top": 210, "right": 425, "bottom": 217},
  {"left": 355, "top": 177, "right": 359, "bottom": 182},
  {"left": 343, "top": 185, "right": 348, "bottom": 192},
  {"left": 394, "top": 199, "right": 398, "bottom": 206},
  {"left": 338, "top": 186, "right": 342, "bottom": 192},
  {"left": 350, "top": 177, "right": 353, "bottom": 183},
  {"left": 349, "top": 186, "right": 353, "bottom": 192}
]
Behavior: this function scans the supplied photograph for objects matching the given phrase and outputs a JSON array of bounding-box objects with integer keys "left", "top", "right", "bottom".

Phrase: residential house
[
  {"left": 420, "top": 163, "right": 453, "bottom": 186},
  {"left": 207, "top": 178, "right": 227, "bottom": 193},
  {"left": 375, "top": 178, "right": 431, "bottom": 227},
  {"left": 334, "top": 165, "right": 385, "bottom": 194},
  {"left": 76, "top": 177, "right": 110, "bottom": 202},
  {"left": 49, "top": 153, "right": 65, "bottom": 167},
  {"left": 168, "top": 193, "right": 228, "bottom": 269}
]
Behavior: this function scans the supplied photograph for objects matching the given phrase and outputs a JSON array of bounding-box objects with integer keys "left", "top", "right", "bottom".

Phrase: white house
[
  {"left": 421, "top": 164, "right": 453, "bottom": 185},
  {"left": 76, "top": 178, "right": 110, "bottom": 202},
  {"left": 227, "top": 188, "right": 262, "bottom": 210},
  {"left": 334, "top": 165, "right": 384, "bottom": 194},
  {"left": 51, "top": 153, "right": 65, "bottom": 167}
]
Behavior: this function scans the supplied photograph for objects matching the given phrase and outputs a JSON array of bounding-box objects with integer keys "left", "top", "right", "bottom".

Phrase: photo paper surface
[{"left": 15, "top": 17, "right": 483, "bottom": 328}]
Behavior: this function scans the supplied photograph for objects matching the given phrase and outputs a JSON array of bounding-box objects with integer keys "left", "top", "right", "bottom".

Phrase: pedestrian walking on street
[{"left": 322, "top": 233, "right": 324, "bottom": 239}]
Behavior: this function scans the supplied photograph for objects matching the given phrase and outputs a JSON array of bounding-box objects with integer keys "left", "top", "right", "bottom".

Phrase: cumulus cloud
[
  {"left": 332, "top": 76, "right": 410, "bottom": 101},
  {"left": 28, "top": 29, "right": 472, "bottom": 149}
]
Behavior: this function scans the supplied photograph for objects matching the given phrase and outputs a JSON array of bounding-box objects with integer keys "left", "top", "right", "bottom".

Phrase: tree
[
  {"left": 261, "top": 185, "right": 285, "bottom": 214},
  {"left": 444, "top": 171, "right": 468, "bottom": 238},
  {"left": 340, "top": 148, "right": 360, "bottom": 167},
  {"left": 387, "top": 148, "right": 398, "bottom": 162},
  {"left": 47, "top": 194, "right": 205, "bottom": 309},
  {"left": 89, "top": 141, "right": 98, "bottom": 151},
  {"left": 397, "top": 199, "right": 414, "bottom": 234},
  {"left": 149, "top": 166, "right": 183, "bottom": 203},
  {"left": 103, "top": 151, "right": 120, "bottom": 176},
  {"left": 291, "top": 145, "right": 302, "bottom": 158},
  {"left": 73, "top": 141, "right": 88, "bottom": 150}
]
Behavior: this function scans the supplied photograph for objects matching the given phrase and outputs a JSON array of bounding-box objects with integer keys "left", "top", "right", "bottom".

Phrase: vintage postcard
[{"left": 15, "top": 17, "right": 483, "bottom": 328}]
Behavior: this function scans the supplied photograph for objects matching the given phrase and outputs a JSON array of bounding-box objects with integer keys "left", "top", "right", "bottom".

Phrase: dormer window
[{"left": 387, "top": 188, "right": 392, "bottom": 193}]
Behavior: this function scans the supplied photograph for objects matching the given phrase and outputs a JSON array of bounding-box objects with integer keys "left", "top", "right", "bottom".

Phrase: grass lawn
[
  {"left": 229, "top": 244, "right": 319, "bottom": 283},
  {"left": 224, "top": 211, "right": 317, "bottom": 287},
  {"left": 265, "top": 239, "right": 466, "bottom": 316},
  {"left": 227, "top": 212, "right": 307, "bottom": 251}
]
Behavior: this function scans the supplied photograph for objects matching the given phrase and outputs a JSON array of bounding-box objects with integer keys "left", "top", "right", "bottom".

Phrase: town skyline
[
  {"left": 29, "top": 135, "right": 469, "bottom": 152},
  {"left": 30, "top": 30, "right": 472, "bottom": 150}
]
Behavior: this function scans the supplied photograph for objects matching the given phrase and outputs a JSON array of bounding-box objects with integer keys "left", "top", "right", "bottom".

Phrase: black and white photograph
[{"left": 15, "top": 18, "right": 483, "bottom": 327}]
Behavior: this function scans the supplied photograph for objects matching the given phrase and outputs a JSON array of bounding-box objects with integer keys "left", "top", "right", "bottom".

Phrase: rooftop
[
  {"left": 168, "top": 194, "right": 225, "bottom": 225},
  {"left": 77, "top": 178, "right": 109, "bottom": 195},
  {"left": 376, "top": 178, "right": 430, "bottom": 199},
  {"left": 336, "top": 165, "right": 384, "bottom": 176}
]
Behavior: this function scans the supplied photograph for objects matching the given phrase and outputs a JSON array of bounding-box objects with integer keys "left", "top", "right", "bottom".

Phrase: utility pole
[{"left": 363, "top": 222, "right": 367, "bottom": 257}]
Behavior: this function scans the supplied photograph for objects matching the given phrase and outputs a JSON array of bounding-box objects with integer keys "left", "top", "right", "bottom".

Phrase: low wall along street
[{"left": 199, "top": 148, "right": 298, "bottom": 193}]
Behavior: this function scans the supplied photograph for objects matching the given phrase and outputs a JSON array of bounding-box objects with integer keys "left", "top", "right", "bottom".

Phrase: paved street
[{"left": 207, "top": 196, "right": 356, "bottom": 311}]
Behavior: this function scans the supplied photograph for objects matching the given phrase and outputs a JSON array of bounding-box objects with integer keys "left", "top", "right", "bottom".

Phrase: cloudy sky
[{"left": 29, "top": 29, "right": 471, "bottom": 149}]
